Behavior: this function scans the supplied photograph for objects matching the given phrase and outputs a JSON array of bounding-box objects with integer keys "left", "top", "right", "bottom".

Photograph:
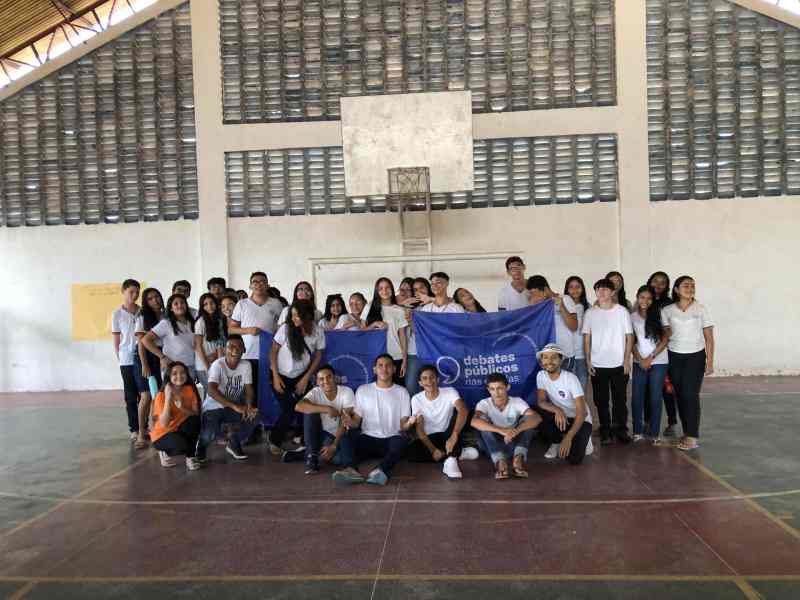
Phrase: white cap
[{"left": 536, "top": 343, "right": 565, "bottom": 361}]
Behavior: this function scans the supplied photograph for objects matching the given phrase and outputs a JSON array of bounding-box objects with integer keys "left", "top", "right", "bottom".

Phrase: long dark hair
[
  {"left": 292, "top": 281, "right": 317, "bottom": 310},
  {"left": 671, "top": 275, "right": 695, "bottom": 304},
  {"left": 605, "top": 271, "right": 630, "bottom": 310},
  {"left": 160, "top": 361, "right": 202, "bottom": 405},
  {"left": 165, "top": 293, "right": 193, "bottom": 336},
  {"left": 286, "top": 299, "right": 317, "bottom": 361},
  {"left": 646, "top": 271, "right": 672, "bottom": 306},
  {"left": 366, "top": 277, "right": 397, "bottom": 325},
  {"left": 636, "top": 285, "right": 664, "bottom": 343},
  {"left": 140, "top": 287, "right": 164, "bottom": 331},
  {"left": 454, "top": 288, "right": 487, "bottom": 313},
  {"left": 399, "top": 277, "right": 415, "bottom": 293},
  {"left": 564, "top": 276, "right": 590, "bottom": 310},
  {"left": 197, "top": 293, "right": 223, "bottom": 342},
  {"left": 323, "top": 294, "right": 346, "bottom": 322},
  {"left": 413, "top": 277, "right": 433, "bottom": 297}
]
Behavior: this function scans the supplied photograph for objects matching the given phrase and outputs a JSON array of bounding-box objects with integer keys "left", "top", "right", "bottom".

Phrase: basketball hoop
[{"left": 388, "top": 166, "right": 431, "bottom": 212}]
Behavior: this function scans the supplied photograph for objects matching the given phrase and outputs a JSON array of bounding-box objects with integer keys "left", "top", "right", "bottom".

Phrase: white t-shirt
[
  {"left": 497, "top": 282, "right": 531, "bottom": 311},
  {"left": 354, "top": 383, "right": 411, "bottom": 438},
  {"left": 204, "top": 356, "right": 252, "bottom": 412},
  {"left": 411, "top": 386, "right": 461, "bottom": 435},
  {"left": 231, "top": 297, "right": 283, "bottom": 360},
  {"left": 365, "top": 304, "right": 408, "bottom": 360},
  {"left": 111, "top": 306, "right": 139, "bottom": 366},
  {"left": 278, "top": 305, "right": 323, "bottom": 327},
  {"left": 337, "top": 313, "right": 364, "bottom": 330},
  {"left": 572, "top": 303, "right": 586, "bottom": 359},
  {"left": 581, "top": 304, "right": 633, "bottom": 368},
  {"left": 475, "top": 396, "right": 531, "bottom": 428},
  {"left": 419, "top": 301, "right": 465, "bottom": 314},
  {"left": 554, "top": 296, "right": 579, "bottom": 358},
  {"left": 135, "top": 314, "right": 162, "bottom": 347},
  {"left": 661, "top": 301, "right": 714, "bottom": 354},
  {"left": 151, "top": 318, "right": 196, "bottom": 367},
  {"left": 318, "top": 315, "right": 350, "bottom": 331},
  {"left": 303, "top": 385, "right": 356, "bottom": 436},
  {"left": 273, "top": 323, "right": 326, "bottom": 378},
  {"left": 194, "top": 317, "right": 224, "bottom": 372},
  {"left": 536, "top": 370, "right": 592, "bottom": 424},
  {"left": 631, "top": 311, "right": 668, "bottom": 365}
]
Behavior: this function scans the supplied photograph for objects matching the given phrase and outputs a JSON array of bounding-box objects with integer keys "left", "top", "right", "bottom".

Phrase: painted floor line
[
  {"left": 678, "top": 452, "right": 800, "bottom": 543},
  {"left": 0, "top": 574, "right": 798, "bottom": 584},
  {"left": 2, "top": 488, "right": 800, "bottom": 507}
]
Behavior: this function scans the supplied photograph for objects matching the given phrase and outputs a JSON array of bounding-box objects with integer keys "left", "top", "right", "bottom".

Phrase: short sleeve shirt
[
  {"left": 411, "top": 386, "right": 461, "bottom": 435},
  {"left": 273, "top": 323, "right": 326, "bottom": 378},
  {"left": 536, "top": 370, "right": 591, "bottom": 423},
  {"left": 204, "top": 356, "right": 252, "bottom": 412},
  {"left": 303, "top": 385, "right": 356, "bottom": 436},
  {"left": 111, "top": 306, "right": 139, "bottom": 366},
  {"left": 581, "top": 304, "right": 634, "bottom": 368},
  {"left": 554, "top": 296, "right": 579, "bottom": 358},
  {"left": 194, "top": 317, "right": 224, "bottom": 372},
  {"left": 151, "top": 319, "right": 195, "bottom": 367},
  {"left": 475, "top": 396, "right": 531, "bottom": 428},
  {"left": 497, "top": 282, "right": 531, "bottom": 311},
  {"left": 354, "top": 383, "right": 411, "bottom": 438},
  {"left": 231, "top": 297, "right": 284, "bottom": 360},
  {"left": 661, "top": 301, "right": 714, "bottom": 354},
  {"left": 150, "top": 385, "right": 200, "bottom": 443}
]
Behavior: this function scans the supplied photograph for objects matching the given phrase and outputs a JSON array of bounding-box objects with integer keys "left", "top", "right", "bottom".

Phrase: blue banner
[
  {"left": 413, "top": 302, "right": 555, "bottom": 408},
  {"left": 258, "top": 329, "right": 387, "bottom": 424}
]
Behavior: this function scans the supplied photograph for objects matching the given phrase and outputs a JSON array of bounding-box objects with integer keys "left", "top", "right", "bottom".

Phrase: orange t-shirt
[{"left": 150, "top": 385, "right": 200, "bottom": 443}]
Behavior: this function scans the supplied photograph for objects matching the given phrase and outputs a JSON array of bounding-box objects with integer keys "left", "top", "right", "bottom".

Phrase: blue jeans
[
  {"left": 198, "top": 406, "right": 261, "bottom": 448},
  {"left": 303, "top": 413, "right": 345, "bottom": 465},
  {"left": 404, "top": 354, "right": 422, "bottom": 396},
  {"left": 477, "top": 428, "right": 535, "bottom": 464},
  {"left": 631, "top": 363, "right": 667, "bottom": 437}
]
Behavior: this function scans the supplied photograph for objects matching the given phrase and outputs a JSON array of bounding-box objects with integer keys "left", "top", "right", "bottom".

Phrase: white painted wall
[{"left": 0, "top": 220, "right": 201, "bottom": 392}]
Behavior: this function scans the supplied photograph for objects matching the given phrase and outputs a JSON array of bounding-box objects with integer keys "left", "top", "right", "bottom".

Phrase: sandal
[
  {"left": 512, "top": 457, "right": 528, "bottom": 478},
  {"left": 495, "top": 460, "right": 510, "bottom": 480},
  {"left": 677, "top": 437, "right": 700, "bottom": 451}
]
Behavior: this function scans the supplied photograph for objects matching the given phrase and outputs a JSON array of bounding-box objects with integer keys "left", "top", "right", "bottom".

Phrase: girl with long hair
[
  {"left": 151, "top": 361, "right": 202, "bottom": 470},
  {"left": 278, "top": 281, "right": 323, "bottom": 325},
  {"left": 645, "top": 271, "right": 678, "bottom": 437},
  {"left": 630, "top": 286, "right": 669, "bottom": 442},
  {"left": 564, "top": 276, "right": 590, "bottom": 389},
  {"left": 194, "top": 293, "right": 225, "bottom": 399},
  {"left": 454, "top": 288, "right": 487, "bottom": 313},
  {"left": 319, "top": 294, "right": 348, "bottom": 331},
  {"left": 365, "top": 277, "right": 409, "bottom": 385},
  {"left": 605, "top": 271, "right": 632, "bottom": 311},
  {"left": 269, "top": 299, "right": 326, "bottom": 453},
  {"left": 132, "top": 287, "right": 165, "bottom": 449},
  {"left": 141, "top": 294, "right": 196, "bottom": 380},
  {"left": 661, "top": 276, "right": 715, "bottom": 451}
]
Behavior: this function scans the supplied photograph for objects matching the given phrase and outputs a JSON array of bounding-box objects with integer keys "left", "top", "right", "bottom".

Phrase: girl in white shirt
[
  {"left": 319, "top": 294, "right": 348, "bottom": 331},
  {"left": 564, "top": 276, "right": 590, "bottom": 389},
  {"left": 194, "top": 293, "right": 225, "bottom": 399},
  {"left": 454, "top": 288, "right": 487, "bottom": 313},
  {"left": 132, "top": 287, "right": 164, "bottom": 449},
  {"left": 661, "top": 276, "right": 715, "bottom": 451},
  {"left": 631, "top": 286, "right": 669, "bottom": 442},
  {"left": 141, "top": 294, "right": 197, "bottom": 380},
  {"left": 365, "top": 277, "right": 409, "bottom": 384},
  {"left": 339, "top": 292, "right": 367, "bottom": 330},
  {"left": 270, "top": 299, "right": 326, "bottom": 450},
  {"left": 278, "top": 281, "right": 323, "bottom": 325}
]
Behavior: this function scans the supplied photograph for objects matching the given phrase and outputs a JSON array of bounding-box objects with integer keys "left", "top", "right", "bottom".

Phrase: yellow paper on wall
[{"left": 71, "top": 283, "right": 126, "bottom": 341}]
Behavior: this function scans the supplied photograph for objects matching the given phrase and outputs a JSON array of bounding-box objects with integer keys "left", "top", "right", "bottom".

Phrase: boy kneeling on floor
[
  {"left": 535, "top": 343, "right": 594, "bottom": 464},
  {"left": 471, "top": 373, "right": 540, "bottom": 479}
]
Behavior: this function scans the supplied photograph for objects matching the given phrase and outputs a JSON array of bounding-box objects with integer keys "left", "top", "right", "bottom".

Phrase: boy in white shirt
[
  {"left": 418, "top": 272, "right": 465, "bottom": 314},
  {"left": 195, "top": 335, "right": 260, "bottom": 462},
  {"left": 471, "top": 373, "right": 541, "bottom": 479},
  {"left": 111, "top": 279, "right": 141, "bottom": 440},
  {"left": 535, "top": 343, "right": 594, "bottom": 465},
  {"left": 497, "top": 256, "right": 531, "bottom": 311},
  {"left": 526, "top": 275, "right": 579, "bottom": 369},
  {"left": 582, "top": 278, "right": 634, "bottom": 446},
  {"left": 332, "top": 355, "right": 411, "bottom": 486},
  {"left": 287, "top": 365, "right": 355, "bottom": 474},
  {"left": 406, "top": 365, "right": 472, "bottom": 479}
]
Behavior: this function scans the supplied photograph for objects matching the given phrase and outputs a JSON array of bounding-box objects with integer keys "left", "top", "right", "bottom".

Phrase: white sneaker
[
  {"left": 586, "top": 437, "right": 594, "bottom": 456},
  {"left": 442, "top": 457, "right": 463, "bottom": 479},
  {"left": 632, "top": 434, "right": 645, "bottom": 443},
  {"left": 459, "top": 447, "right": 479, "bottom": 461},
  {"left": 159, "top": 451, "right": 177, "bottom": 468},
  {"left": 544, "top": 444, "right": 559, "bottom": 459},
  {"left": 185, "top": 457, "right": 202, "bottom": 471}
]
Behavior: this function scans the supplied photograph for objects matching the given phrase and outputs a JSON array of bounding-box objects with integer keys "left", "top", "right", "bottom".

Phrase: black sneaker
[
  {"left": 225, "top": 442, "right": 248, "bottom": 460},
  {"left": 615, "top": 430, "right": 632, "bottom": 445},
  {"left": 195, "top": 443, "right": 208, "bottom": 464},
  {"left": 304, "top": 455, "right": 320, "bottom": 475},
  {"left": 281, "top": 448, "right": 305, "bottom": 463},
  {"left": 600, "top": 431, "right": 613, "bottom": 446}
]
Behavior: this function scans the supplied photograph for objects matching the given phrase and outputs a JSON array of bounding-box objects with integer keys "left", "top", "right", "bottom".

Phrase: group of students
[{"left": 111, "top": 257, "right": 715, "bottom": 479}]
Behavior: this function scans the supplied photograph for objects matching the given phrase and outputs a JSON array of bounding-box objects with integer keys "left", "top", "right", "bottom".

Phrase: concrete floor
[{"left": 0, "top": 376, "right": 799, "bottom": 599}]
